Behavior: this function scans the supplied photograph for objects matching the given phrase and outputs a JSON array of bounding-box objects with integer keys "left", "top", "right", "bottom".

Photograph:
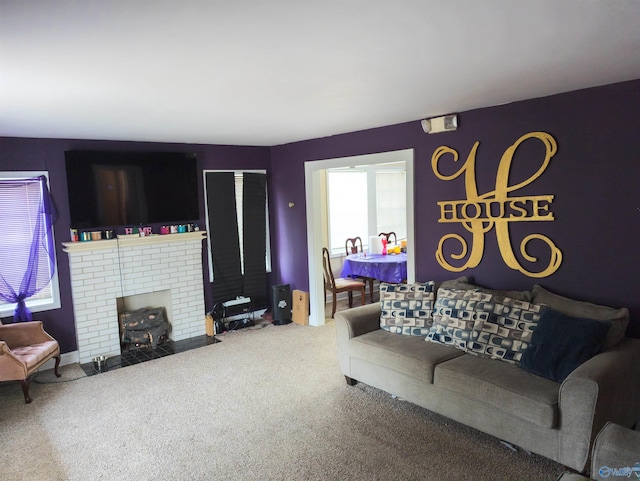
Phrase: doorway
[{"left": 304, "top": 149, "right": 415, "bottom": 326}]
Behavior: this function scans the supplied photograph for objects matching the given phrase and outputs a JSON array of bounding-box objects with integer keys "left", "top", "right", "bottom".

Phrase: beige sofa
[{"left": 334, "top": 282, "right": 640, "bottom": 473}]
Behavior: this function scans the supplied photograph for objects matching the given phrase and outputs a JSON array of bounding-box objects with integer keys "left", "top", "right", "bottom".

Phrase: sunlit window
[
  {"left": 327, "top": 170, "right": 367, "bottom": 255},
  {"left": 0, "top": 172, "right": 61, "bottom": 319},
  {"left": 326, "top": 164, "right": 406, "bottom": 255}
]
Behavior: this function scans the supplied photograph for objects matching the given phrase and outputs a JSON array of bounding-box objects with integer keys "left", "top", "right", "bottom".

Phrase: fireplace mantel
[
  {"left": 62, "top": 231, "right": 206, "bottom": 253},
  {"left": 64, "top": 231, "right": 207, "bottom": 363}
]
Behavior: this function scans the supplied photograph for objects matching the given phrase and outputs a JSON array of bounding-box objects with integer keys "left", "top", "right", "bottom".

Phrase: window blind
[{"left": 0, "top": 174, "right": 59, "bottom": 319}]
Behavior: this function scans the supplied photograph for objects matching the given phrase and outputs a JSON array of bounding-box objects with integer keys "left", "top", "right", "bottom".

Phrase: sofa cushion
[
  {"left": 379, "top": 281, "right": 435, "bottom": 335},
  {"left": 520, "top": 309, "right": 611, "bottom": 383},
  {"left": 350, "top": 329, "right": 464, "bottom": 384},
  {"left": 434, "top": 354, "right": 560, "bottom": 428},
  {"left": 426, "top": 288, "right": 545, "bottom": 364},
  {"left": 433, "top": 276, "right": 468, "bottom": 291},
  {"left": 10, "top": 340, "right": 59, "bottom": 369},
  {"left": 531, "top": 285, "right": 629, "bottom": 349}
]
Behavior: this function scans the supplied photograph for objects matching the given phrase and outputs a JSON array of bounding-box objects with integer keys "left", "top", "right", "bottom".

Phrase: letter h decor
[{"left": 431, "top": 131, "right": 562, "bottom": 278}]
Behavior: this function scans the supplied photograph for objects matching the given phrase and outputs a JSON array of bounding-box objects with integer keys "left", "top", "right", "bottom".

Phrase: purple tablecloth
[{"left": 341, "top": 253, "right": 407, "bottom": 284}]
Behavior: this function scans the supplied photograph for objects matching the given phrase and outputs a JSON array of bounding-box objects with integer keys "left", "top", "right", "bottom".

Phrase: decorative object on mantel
[
  {"left": 61, "top": 230, "right": 207, "bottom": 253},
  {"left": 432, "top": 131, "right": 562, "bottom": 278}
]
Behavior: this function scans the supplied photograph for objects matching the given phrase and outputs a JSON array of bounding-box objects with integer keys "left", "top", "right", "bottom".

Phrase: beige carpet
[{"left": 0, "top": 320, "right": 567, "bottom": 481}]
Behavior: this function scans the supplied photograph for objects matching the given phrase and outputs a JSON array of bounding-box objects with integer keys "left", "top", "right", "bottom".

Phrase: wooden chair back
[
  {"left": 345, "top": 237, "right": 363, "bottom": 255},
  {"left": 322, "top": 247, "right": 336, "bottom": 290},
  {"left": 378, "top": 232, "right": 397, "bottom": 245},
  {"left": 322, "top": 246, "right": 366, "bottom": 318}
]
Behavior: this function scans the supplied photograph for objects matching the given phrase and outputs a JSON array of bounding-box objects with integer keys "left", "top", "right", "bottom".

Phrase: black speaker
[{"left": 272, "top": 284, "right": 292, "bottom": 325}]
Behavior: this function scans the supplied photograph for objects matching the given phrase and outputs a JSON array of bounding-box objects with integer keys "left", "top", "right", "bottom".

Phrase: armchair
[{"left": 0, "top": 320, "right": 61, "bottom": 403}]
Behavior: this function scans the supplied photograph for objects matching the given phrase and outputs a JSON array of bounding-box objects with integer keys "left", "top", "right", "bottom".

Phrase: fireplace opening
[
  {"left": 117, "top": 290, "right": 172, "bottom": 352},
  {"left": 119, "top": 307, "right": 169, "bottom": 350}
]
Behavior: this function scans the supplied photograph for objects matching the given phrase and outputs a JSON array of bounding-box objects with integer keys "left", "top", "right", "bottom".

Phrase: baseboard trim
[{"left": 42, "top": 350, "right": 79, "bottom": 370}]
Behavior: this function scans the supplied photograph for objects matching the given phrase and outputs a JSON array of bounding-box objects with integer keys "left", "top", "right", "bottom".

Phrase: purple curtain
[{"left": 0, "top": 175, "right": 58, "bottom": 321}]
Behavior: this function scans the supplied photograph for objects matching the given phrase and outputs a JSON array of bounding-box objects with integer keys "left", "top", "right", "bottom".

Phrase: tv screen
[{"left": 65, "top": 150, "right": 199, "bottom": 229}]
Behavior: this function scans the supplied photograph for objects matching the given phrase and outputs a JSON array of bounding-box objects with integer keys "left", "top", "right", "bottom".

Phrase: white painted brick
[
  {"left": 73, "top": 271, "right": 98, "bottom": 281},
  {"left": 94, "top": 292, "right": 115, "bottom": 302},
  {"left": 69, "top": 238, "right": 205, "bottom": 357},
  {"left": 82, "top": 252, "right": 104, "bottom": 262},
  {"left": 78, "top": 318, "right": 99, "bottom": 328},
  {"left": 85, "top": 334, "right": 110, "bottom": 345},
  {"left": 104, "top": 342, "right": 119, "bottom": 351},
  {"left": 74, "top": 307, "right": 98, "bottom": 319}
]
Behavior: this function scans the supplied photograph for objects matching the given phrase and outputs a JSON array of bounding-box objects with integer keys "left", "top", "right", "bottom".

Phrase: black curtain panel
[
  {"left": 242, "top": 173, "right": 267, "bottom": 307},
  {"left": 205, "top": 172, "right": 242, "bottom": 305}
]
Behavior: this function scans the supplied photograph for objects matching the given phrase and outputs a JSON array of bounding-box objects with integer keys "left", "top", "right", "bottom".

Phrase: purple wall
[
  {"left": 270, "top": 79, "right": 640, "bottom": 337},
  {"left": 0, "top": 137, "right": 270, "bottom": 352},
  {"left": 2, "top": 79, "right": 639, "bottom": 354}
]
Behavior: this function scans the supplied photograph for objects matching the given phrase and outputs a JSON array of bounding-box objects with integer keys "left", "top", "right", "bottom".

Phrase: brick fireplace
[{"left": 63, "top": 232, "right": 207, "bottom": 363}]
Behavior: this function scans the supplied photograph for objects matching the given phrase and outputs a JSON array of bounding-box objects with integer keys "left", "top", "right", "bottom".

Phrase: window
[
  {"left": 203, "top": 170, "right": 271, "bottom": 307},
  {"left": 326, "top": 163, "right": 406, "bottom": 255},
  {"left": 204, "top": 170, "right": 271, "bottom": 281},
  {"left": 376, "top": 170, "right": 406, "bottom": 238},
  {"left": 0, "top": 172, "right": 61, "bottom": 319},
  {"left": 234, "top": 172, "right": 272, "bottom": 275},
  {"left": 327, "top": 170, "right": 367, "bottom": 255}
]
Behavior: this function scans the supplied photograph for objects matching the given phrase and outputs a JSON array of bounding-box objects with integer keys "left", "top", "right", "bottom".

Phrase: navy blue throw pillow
[{"left": 520, "top": 309, "right": 611, "bottom": 383}]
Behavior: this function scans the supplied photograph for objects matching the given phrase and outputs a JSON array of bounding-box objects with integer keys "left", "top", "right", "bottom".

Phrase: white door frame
[{"left": 304, "top": 149, "right": 415, "bottom": 326}]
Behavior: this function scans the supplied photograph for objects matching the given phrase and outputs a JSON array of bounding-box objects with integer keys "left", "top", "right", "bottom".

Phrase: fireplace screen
[{"left": 119, "top": 307, "right": 169, "bottom": 350}]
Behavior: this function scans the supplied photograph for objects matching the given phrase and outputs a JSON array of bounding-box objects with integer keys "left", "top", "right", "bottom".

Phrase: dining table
[{"left": 340, "top": 252, "right": 407, "bottom": 284}]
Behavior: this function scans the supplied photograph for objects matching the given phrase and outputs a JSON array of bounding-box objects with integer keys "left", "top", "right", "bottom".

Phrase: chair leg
[
  {"left": 54, "top": 355, "right": 61, "bottom": 378},
  {"left": 348, "top": 291, "right": 353, "bottom": 308},
  {"left": 19, "top": 376, "right": 32, "bottom": 404},
  {"left": 368, "top": 279, "right": 374, "bottom": 303},
  {"left": 332, "top": 293, "right": 337, "bottom": 318},
  {"left": 360, "top": 286, "right": 365, "bottom": 305}
]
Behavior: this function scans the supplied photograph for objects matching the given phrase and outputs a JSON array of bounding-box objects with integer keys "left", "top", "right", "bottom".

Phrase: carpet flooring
[{"left": 0, "top": 317, "right": 567, "bottom": 480}]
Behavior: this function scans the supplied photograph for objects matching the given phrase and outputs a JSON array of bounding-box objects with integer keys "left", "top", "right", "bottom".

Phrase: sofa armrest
[
  {"left": 335, "top": 303, "right": 381, "bottom": 339},
  {"left": 0, "top": 340, "right": 29, "bottom": 380},
  {"left": 0, "top": 321, "right": 55, "bottom": 348},
  {"left": 558, "top": 338, "right": 640, "bottom": 473},
  {"left": 334, "top": 303, "right": 381, "bottom": 379}
]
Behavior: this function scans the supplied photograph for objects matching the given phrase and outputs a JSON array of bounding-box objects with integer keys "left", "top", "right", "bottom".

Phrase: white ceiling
[{"left": 1, "top": 1, "right": 640, "bottom": 147}]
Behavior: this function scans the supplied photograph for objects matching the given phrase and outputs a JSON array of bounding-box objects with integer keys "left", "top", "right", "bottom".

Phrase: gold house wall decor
[{"left": 431, "top": 131, "right": 562, "bottom": 278}]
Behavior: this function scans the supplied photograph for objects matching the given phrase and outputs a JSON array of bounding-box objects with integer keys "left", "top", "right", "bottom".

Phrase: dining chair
[
  {"left": 322, "top": 247, "right": 365, "bottom": 318},
  {"left": 344, "top": 237, "right": 374, "bottom": 303},
  {"left": 345, "top": 236, "right": 363, "bottom": 255},
  {"left": 0, "top": 320, "right": 61, "bottom": 403},
  {"left": 378, "top": 231, "right": 397, "bottom": 245}
]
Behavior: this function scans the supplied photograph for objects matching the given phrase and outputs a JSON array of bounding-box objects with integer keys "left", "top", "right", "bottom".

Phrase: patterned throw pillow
[
  {"left": 426, "top": 288, "right": 546, "bottom": 364},
  {"left": 380, "top": 281, "right": 435, "bottom": 336},
  {"left": 425, "top": 288, "right": 484, "bottom": 350}
]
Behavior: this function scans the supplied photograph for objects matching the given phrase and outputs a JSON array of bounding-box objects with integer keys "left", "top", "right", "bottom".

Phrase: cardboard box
[
  {"left": 292, "top": 290, "right": 309, "bottom": 325},
  {"left": 205, "top": 313, "right": 215, "bottom": 337}
]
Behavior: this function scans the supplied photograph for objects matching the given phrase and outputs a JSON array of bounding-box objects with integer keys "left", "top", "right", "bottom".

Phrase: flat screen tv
[{"left": 65, "top": 150, "right": 199, "bottom": 229}]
